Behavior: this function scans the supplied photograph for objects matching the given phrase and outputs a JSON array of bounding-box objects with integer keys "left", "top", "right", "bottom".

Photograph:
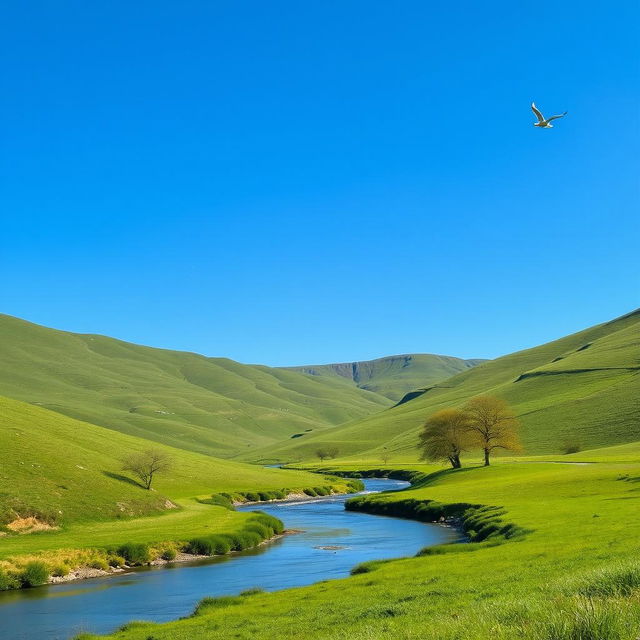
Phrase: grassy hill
[
  {"left": 284, "top": 354, "right": 485, "bottom": 401},
  {"left": 247, "top": 309, "right": 640, "bottom": 461},
  {"left": 0, "top": 314, "right": 394, "bottom": 458},
  {"left": 0, "top": 394, "right": 334, "bottom": 526},
  {"left": 90, "top": 444, "right": 640, "bottom": 640},
  {"left": 0, "top": 394, "right": 356, "bottom": 568}
]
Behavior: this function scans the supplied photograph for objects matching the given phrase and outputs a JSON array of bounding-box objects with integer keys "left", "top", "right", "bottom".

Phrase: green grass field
[
  {"left": 247, "top": 309, "right": 640, "bottom": 462},
  {"left": 0, "top": 395, "right": 355, "bottom": 573},
  {"left": 284, "top": 353, "right": 485, "bottom": 402},
  {"left": 87, "top": 443, "right": 640, "bottom": 640}
]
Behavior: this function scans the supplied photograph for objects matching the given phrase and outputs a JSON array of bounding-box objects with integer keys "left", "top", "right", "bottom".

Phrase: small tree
[
  {"left": 122, "top": 449, "right": 172, "bottom": 490},
  {"left": 463, "top": 396, "right": 522, "bottom": 466},
  {"left": 315, "top": 448, "right": 329, "bottom": 462},
  {"left": 327, "top": 446, "right": 339, "bottom": 459},
  {"left": 417, "top": 409, "right": 471, "bottom": 469},
  {"left": 561, "top": 440, "right": 581, "bottom": 455},
  {"left": 380, "top": 449, "right": 391, "bottom": 464}
]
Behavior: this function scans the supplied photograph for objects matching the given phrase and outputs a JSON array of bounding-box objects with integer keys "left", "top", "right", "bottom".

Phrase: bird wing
[
  {"left": 546, "top": 111, "right": 568, "bottom": 122},
  {"left": 531, "top": 102, "right": 545, "bottom": 122}
]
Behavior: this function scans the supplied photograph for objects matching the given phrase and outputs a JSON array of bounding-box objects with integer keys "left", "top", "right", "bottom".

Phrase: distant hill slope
[
  {"left": 0, "top": 315, "right": 391, "bottom": 458},
  {"left": 284, "top": 354, "right": 486, "bottom": 402},
  {"left": 0, "top": 394, "right": 336, "bottom": 528},
  {"left": 249, "top": 310, "right": 640, "bottom": 461}
]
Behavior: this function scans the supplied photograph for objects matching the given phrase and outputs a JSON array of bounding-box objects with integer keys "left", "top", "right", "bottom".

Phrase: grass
[
  {"left": 0, "top": 313, "right": 394, "bottom": 458},
  {"left": 0, "top": 395, "right": 358, "bottom": 579},
  {"left": 246, "top": 308, "right": 639, "bottom": 461},
  {"left": 83, "top": 442, "right": 640, "bottom": 640}
]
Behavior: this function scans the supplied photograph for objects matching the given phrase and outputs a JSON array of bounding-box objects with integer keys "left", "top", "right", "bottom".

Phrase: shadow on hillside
[{"left": 103, "top": 471, "right": 144, "bottom": 489}]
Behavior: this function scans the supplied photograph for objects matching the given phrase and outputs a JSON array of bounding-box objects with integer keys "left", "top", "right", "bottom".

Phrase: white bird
[{"left": 531, "top": 102, "right": 567, "bottom": 128}]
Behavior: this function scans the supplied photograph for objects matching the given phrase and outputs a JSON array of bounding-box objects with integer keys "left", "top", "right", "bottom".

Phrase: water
[{"left": 0, "top": 478, "right": 457, "bottom": 639}]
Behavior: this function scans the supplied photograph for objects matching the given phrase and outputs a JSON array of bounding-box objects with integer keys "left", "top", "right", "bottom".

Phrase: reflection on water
[{"left": 0, "top": 478, "right": 457, "bottom": 640}]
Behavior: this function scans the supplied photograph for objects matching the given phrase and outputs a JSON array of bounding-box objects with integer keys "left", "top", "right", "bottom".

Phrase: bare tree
[
  {"left": 380, "top": 450, "right": 391, "bottom": 465},
  {"left": 463, "top": 396, "right": 522, "bottom": 466},
  {"left": 122, "top": 450, "right": 173, "bottom": 490},
  {"left": 327, "top": 446, "right": 339, "bottom": 459},
  {"left": 417, "top": 409, "right": 472, "bottom": 469},
  {"left": 315, "top": 448, "right": 329, "bottom": 462}
]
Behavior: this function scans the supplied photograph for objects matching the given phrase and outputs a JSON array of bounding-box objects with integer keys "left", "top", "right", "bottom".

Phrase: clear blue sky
[{"left": 2, "top": 2, "right": 638, "bottom": 366}]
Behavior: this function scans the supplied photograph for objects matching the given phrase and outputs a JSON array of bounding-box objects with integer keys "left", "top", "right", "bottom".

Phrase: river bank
[
  {"left": 48, "top": 530, "right": 301, "bottom": 586},
  {"left": 0, "top": 478, "right": 456, "bottom": 640}
]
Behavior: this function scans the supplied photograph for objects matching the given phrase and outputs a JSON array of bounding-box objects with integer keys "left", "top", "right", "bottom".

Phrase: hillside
[
  {"left": 0, "top": 394, "right": 365, "bottom": 579},
  {"left": 284, "top": 354, "right": 485, "bottom": 401},
  {"left": 248, "top": 309, "right": 640, "bottom": 460},
  {"left": 0, "top": 394, "right": 338, "bottom": 531},
  {"left": 0, "top": 314, "right": 393, "bottom": 458}
]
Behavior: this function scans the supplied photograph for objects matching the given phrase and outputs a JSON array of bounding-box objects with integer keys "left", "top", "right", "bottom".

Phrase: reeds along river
[{"left": 0, "top": 478, "right": 457, "bottom": 640}]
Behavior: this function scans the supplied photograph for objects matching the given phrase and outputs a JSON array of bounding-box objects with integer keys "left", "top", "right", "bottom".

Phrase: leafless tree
[
  {"left": 122, "top": 449, "right": 173, "bottom": 490},
  {"left": 463, "top": 396, "right": 522, "bottom": 466}
]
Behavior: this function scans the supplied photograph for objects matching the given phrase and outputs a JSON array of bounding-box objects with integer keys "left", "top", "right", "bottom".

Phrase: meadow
[
  {"left": 0, "top": 395, "right": 358, "bottom": 583},
  {"left": 83, "top": 443, "right": 640, "bottom": 640},
  {"left": 0, "top": 309, "right": 638, "bottom": 634}
]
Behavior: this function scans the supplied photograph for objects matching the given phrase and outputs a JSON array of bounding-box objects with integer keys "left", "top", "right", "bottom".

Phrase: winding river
[{"left": 0, "top": 478, "right": 457, "bottom": 639}]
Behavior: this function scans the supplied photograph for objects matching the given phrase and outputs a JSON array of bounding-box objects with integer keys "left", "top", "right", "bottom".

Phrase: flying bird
[{"left": 531, "top": 102, "right": 567, "bottom": 128}]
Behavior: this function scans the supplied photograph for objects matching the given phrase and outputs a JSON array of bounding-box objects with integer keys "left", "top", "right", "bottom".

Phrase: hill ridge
[{"left": 284, "top": 353, "right": 486, "bottom": 401}]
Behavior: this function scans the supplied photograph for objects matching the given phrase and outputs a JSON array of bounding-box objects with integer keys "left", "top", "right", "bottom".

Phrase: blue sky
[{"left": 2, "top": 2, "right": 638, "bottom": 366}]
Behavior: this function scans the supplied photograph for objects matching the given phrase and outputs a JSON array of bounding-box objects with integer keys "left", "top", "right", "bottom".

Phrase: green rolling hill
[
  {"left": 283, "top": 354, "right": 485, "bottom": 402},
  {"left": 248, "top": 309, "right": 640, "bottom": 461},
  {"left": 0, "top": 394, "right": 336, "bottom": 530},
  {"left": 0, "top": 393, "right": 361, "bottom": 575},
  {"left": 0, "top": 314, "right": 394, "bottom": 458}
]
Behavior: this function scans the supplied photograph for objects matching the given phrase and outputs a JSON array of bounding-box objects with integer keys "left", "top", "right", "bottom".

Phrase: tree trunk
[
  {"left": 449, "top": 455, "right": 462, "bottom": 469},
  {"left": 483, "top": 448, "right": 490, "bottom": 466}
]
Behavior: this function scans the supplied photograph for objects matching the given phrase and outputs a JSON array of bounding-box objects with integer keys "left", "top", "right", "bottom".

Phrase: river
[{"left": 0, "top": 478, "right": 457, "bottom": 639}]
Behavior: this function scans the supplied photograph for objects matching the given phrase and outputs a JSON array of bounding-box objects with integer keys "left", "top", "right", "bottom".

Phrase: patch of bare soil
[{"left": 6, "top": 517, "right": 57, "bottom": 534}]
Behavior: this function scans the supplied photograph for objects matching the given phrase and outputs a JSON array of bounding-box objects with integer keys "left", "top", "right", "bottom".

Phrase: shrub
[
  {"left": 118, "top": 542, "right": 151, "bottom": 566},
  {"left": 161, "top": 548, "right": 177, "bottom": 561},
  {"left": 304, "top": 488, "right": 317, "bottom": 497},
  {"left": 244, "top": 492, "right": 260, "bottom": 502},
  {"left": 208, "top": 494, "right": 235, "bottom": 510},
  {"left": 240, "top": 587, "right": 264, "bottom": 596},
  {"left": 236, "top": 531, "right": 263, "bottom": 548},
  {"left": 51, "top": 564, "right": 70, "bottom": 577},
  {"left": 20, "top": 561, "right": 50, "bottom": 587},
  {"left": 351, "top": 563, "right": 374, "bottom": 575},
  {"left": 562, "top": 441, "right": 582, "bottom": 455},
  {"left": 107, "top": 555, "right": 126, "bottom": 568},
  {"left": 186, "top": 537, "right": 212, "bottom": 555},
  {"left": 187, "top": 535, "right": 231, "bottom": 556},
  {"left": 90, "top": 558, "right": 109, "bottom": 571},
  {"left": 245, "top": 522, "right": 272, "bottom": 539},
  {"left": 252, "top": 513, "right": 284, "bottom": 535},
  {"left": 0, "top": 568, "right": 20, "bottom": 590}
]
